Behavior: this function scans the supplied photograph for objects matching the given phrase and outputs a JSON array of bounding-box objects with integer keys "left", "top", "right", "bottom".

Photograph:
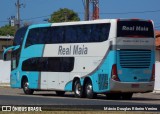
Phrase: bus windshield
[
  {"left": 14, "top": 26, "right": 28, "bottom": 46},
  {"left": 117, "top": 20, "right": 154, "bottom": 38}
]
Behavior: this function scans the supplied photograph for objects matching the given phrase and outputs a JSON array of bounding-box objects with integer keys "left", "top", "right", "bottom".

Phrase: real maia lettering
[
  {"left": 122, "top": 26, "right": 149, "bottom": 31},
  {"left": 58, "top": 45, "right": 88, "bottom": 55}
]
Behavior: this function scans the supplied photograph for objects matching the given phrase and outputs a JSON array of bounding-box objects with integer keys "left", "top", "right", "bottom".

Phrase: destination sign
[
  {"left": 122, "top": 26, "right": 149, "bottom": 32},
  {"left": 117, "top": 20, "right": 154, "bottom": 38}
]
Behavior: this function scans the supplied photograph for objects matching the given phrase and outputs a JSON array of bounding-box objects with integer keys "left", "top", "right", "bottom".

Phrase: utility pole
[
  {"left": 91, "top": 0, "right": 99, "bottom": 20},
  {"left": 84, "top": 0, "right": 89, "bottom": 21},
  {"left": 84, "top": 0, "right": 99, "bottom": 21},
  {"left": 15, "top": 0, "right": 25, "bottom": 29},
  {"left": 8, "top": 16, "right": 16, "bottom": 27}
]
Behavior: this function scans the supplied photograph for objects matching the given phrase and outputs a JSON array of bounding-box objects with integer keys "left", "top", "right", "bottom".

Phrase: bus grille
[
  {"left": 119, "top": 50, "right": 151, "bottom": 68},
  {"left": 98, "top": 74, "right": 108, "bottom": 90}
]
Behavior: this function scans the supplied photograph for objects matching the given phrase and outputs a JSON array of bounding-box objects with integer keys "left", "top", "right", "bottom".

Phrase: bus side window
[
  {"left": 65, "top": 26, "right": 77, "bottom": 43},
  {"left": 91, "top": 24, "right": 99, "bottom": 42},
  {"left": 41, "top": 28, "right": 50, "bottom": 44},
  {"left": 57, "top": 27, "right": 64, "bottom": 43},
  {"left": 101, "top": 24, "right": 110, "bottom": 41},
  {"left": 83, "top": 25, "right": 90, "bottom": 42},
  {"left": 26, "top": 28, "right": 39, "bottom": 47},
  {"left": 51, "top": 27, "right": 58, "bottom": 43},
  {"left": 50, "top": 27, "right": 63, "bottom": 43},
  {"left": 77, "top": 25, "right": 83, "bottom": 43}
]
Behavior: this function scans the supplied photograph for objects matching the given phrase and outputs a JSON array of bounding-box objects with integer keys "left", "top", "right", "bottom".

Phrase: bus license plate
[{"left": 131, "top": 84, "right": 140, "bottom": 88}]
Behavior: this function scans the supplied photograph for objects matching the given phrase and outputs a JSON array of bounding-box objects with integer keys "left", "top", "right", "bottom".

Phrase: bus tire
[
  {"left": 74, "top": 80, "right": 83, "bottom": 98},
  {"left": 22, "top": 78, "right": 34, "bottom": 95},
  {"left": 121, "top": 93, "right": 133, "bottom": 100},
  {"left": 56, "top": 91, "right": 65, "bottom": 96},
  {"left": 85, "top": 80, "right": 96, "bottom": 99}
]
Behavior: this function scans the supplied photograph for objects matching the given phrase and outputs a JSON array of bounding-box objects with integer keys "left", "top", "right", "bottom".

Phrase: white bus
[{"left": 4, "top": 19, "right": 155, "bottom": 99}]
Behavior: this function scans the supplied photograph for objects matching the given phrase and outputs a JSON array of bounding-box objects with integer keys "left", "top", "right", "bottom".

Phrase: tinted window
[
  {"left": 11, "top": 49, "right": 20, "bottom": 70},
  {"left": 14, "top": 26, "right": 28, "bottom": 46},
  {"left": 51, "top": 27, "right": 64, "bottom": 43},
  {"left": 25, "top": 23, "right": 110, "bottom": 48},
  {"left": 117, "top": 20, "right": 154, "bottom": 38},
  {"left": 22, "top": 57, "right": 74, "bottom": 72},
  {"left": 12, "top": 26, "right": 28, "bottom": 70},
  {"left": 25, "top": 27, "right": 51, "bottom": 47}
]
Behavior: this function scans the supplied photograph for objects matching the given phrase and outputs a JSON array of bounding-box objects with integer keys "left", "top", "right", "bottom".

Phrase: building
[
  {"left": 155, "top": 30, "right": 160, "bottom": 92},
  {"left": 0, "top": 36, "right": 13, "bottom": 60},
  {"left": 155, "top": 30, "right": 160, "bottom": 62}
]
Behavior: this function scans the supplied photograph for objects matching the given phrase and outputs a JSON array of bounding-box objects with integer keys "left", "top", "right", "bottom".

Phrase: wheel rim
[
  {"left": 86, "top": 83, "right": 92, "bottom": 96},
  {"left": 75, "top": 83, "right": 81, "bottom": 95},
  {"left": 24, "top": 82, "right": 29, "bottom": 92}
]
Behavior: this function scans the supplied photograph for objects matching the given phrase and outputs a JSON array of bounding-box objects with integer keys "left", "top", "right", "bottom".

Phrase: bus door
[{"left": 10, "top": 48, "right": 21, "bottom": 87}]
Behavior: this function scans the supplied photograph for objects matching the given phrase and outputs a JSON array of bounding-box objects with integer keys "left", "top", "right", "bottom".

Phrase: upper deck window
[
  {"left": 14, "top": 26, "right": 28, "bottom": 46},
  {"left": 25, "top": 23, "right": 111, "bottom": 48}
]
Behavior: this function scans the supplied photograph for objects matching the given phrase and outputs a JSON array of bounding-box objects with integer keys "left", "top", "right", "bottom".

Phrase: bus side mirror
[
  {"left": 3, "top": 48, "right": 10, "bottom": 61},
  {"left": 13, "top": 45, "right": 20, "bottom": 51},
  {"left": 3, "top": 53, "right": 7, "bottom": 61},
  {"left": 3, "top": 45, "right": 20, "bottom": 61}
]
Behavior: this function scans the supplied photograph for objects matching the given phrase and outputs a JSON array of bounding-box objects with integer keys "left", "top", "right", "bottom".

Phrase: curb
[
  {"left": 0, "top": 83, "right": 10, "bottom": 87},
  {"left": 153, "top": 90, "right": 160, "bottom": 93}
]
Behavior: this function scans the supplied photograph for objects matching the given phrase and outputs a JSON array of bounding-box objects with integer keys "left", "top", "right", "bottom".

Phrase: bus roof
[
  {"left": 51, "top": 19, "right": 113, "bottom": 26},
  {"left": 28, "top": 18, "right": 153, "bottom": 29},
  {"left": 28, "top": 19, "right": 113, "bottom": 29}
]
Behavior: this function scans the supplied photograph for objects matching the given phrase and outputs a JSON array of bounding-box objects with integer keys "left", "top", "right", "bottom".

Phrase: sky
[{"left": 0, "top": 0, "right": 160, "bottom": 29}]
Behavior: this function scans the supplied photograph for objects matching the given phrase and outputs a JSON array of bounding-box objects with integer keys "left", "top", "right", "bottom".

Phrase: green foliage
[
  {"left": 50, "top": 8, "right": 80, "bottom": 23},
  {"left": 0, "top": 25, "right": 16, "bottom": 36}
]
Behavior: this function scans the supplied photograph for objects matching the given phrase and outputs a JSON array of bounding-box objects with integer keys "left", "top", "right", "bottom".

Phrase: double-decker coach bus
[{"left": 3, "top": 19, "right": 155, "bottom": 99}]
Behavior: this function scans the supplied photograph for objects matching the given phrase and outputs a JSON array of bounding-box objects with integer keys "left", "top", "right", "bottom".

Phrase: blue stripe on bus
[
  {"left": 91, "top": 51, "right": 116, "bottom": 93},
  {"left": 21, "top": 45, "right": 45, "bottom": 58},
  {"left": 65, "top": 50, "right": 116, "bottom": 93},
  {"left": 24, "top": 72, "right": 40, "bottom": 89},
  {"left": 22, "top": 44, "right": 45, "bottom": 89}
]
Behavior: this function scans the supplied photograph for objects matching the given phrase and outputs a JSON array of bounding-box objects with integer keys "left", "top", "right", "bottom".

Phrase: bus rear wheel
[
  {"left": 74, "top": 80, "right": 84, "bottom": 98},
  {"left": 85, "top": 80, "right": 96, "bottom": 99},
  {"left": 22, "top": 79, "right": 34, "bottom": 95}
]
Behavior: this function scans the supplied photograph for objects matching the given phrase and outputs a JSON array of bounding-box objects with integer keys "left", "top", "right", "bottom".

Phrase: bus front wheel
[
  {"left": 22, "top": 79, "right": 34, "bottom": 95},
  {"left": 74, "top": 80, "right": 83, "bottom": 98}
]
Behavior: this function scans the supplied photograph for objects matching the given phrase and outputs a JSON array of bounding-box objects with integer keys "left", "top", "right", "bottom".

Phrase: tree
[
  {"left": 49, "top": 8, "right": 80, "bottom": 23},
  {"left": 0, "top": 25, "right": 16, "bottom": 36}
]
